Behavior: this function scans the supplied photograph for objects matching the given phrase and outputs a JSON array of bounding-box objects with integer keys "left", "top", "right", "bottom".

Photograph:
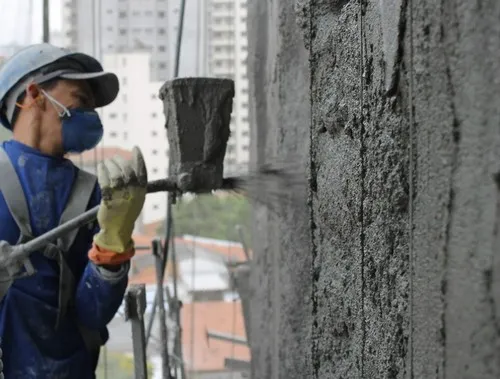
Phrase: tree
[
  {"left": 95, "top": 350, "right": 154, "bottom": 379},
  {"left": 158, "top": 193, "right": 252, "bottom": 244}
]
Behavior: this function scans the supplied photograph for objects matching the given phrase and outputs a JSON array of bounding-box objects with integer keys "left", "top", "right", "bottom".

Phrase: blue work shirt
[{"left": 0, "top": 140, "right": 129, "bottom": 379}]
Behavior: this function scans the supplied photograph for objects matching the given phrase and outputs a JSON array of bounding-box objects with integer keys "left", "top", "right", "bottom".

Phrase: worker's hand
[{"left": 93, "top": 146, "right": 147, "bottom": 253}]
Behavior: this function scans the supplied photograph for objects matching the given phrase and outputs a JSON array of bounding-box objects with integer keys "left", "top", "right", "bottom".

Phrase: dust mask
[{"left": 42, "top": 90, "right": 104, "bottom": 153}]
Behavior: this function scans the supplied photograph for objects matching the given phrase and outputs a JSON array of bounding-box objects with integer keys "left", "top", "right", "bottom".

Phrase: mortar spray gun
[{"left": 0, "top": 77, "right": 304, "bottom": 282}]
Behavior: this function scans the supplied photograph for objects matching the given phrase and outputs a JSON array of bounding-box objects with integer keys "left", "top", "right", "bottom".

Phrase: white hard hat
[{"left": 0, "top": 43, "right": 119, "bottom": 129}]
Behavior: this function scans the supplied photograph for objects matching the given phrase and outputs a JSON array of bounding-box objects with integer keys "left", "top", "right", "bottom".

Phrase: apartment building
[
  {"left": 61, "top": 0, "right": 200, "bottom": 81},
  {"left": 98, "top": 51, "right": 169, "bottom": 224},
  {"left": 206, "top": 0, "right": 250, "bottom": 174},
  {"left": 61, "top": 0, "right": 250, "bottom": 176}
]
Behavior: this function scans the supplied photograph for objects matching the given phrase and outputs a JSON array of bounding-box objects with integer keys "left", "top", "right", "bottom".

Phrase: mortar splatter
[{"left": 221, "top": 157, "right": 308, "bottom": 213}]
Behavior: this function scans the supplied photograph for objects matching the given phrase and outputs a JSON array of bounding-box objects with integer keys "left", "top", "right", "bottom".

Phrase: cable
[
  {"left": 229, "top": 239, "right": 236, "bottom": 379},
  {"left": 144, "top": 1, "right": 188, "bottom": 377},
  {"left": 92, "top": 0, "right": 98, "bottom": 174},
  {"left": 408, "top": 0, "right": 415, "bottom": 376},
  {"left": 189, "top": 229, "right": 196, "bottom": 372},
  {"left": 173, "top": 0, "right": 187, "bottom": 77},
  {"left": 98, "top": 0, "right": 105, "bottom": 164}
]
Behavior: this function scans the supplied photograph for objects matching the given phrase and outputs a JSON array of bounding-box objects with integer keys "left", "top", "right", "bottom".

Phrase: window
[
  {"left": 153, "top": 204, "right": 159, "bottom": 210},
  {"left": 158, "top": 28, "right": 166, "bottom": 35},
  {"left": 122, "top": 77, "right": 127, "bottom": 85},
  {"left": 151, "top": 94, "right": 157, "bottom": 100},
  {"left": 242, "top": 88, "right": 248, "bottom": 94},
  {"left": 123, "top": 131, "right": 128, "bottom": 140},
  {"left": 158, "top": 45, "right": 166, "bottom": 52},
  {"left": 145, "top": 11, "right": 153, "bottom": 16},
  {"left": 110, "top": 131, "right": 118, "bottom": 137},
  {"left": 152, "top": 168, "right": 158, "bottom": 174},
  {"left": 242, "top": 145, "right": 249, "bottom": 151},
  {"left": 122, "top": 57, "right": 127, "bottom": 66},
  {"left": 242, "top": 117, "right": 249, "bottom": 123},
  {"left": 119, "top": 29, "right": 127, "bottom": 36},
  {"left": 106, "top": 9, "right": 113, "bottom": 14},
  {"left": 151, "top": 113, "right": 157, "bottom": 118},
  {"left": 152, "top": 149, "right": 158, "bottom": 155},
  {"left": 158, "top": 62, "right": 166, "bottom": 69},
  {"left": 119, "top": 11, "right": 127, "bottom": 18},
  {"left": 152, "top": 130, "right": 158, "bottom": 136},
  {"left": 109, "top": 113, "right": 117, "bottom": 119},
  {"left": 106, "top": 26, "right": 113, "bottom": 32},
  {"left": 158, "top": 11, "right": 165, "bottom": 18},
  {"left": 122, "top": 94, "right": 127, "bottom": 103},
  {"left": 242, "top": 130, "right": 249, "bottom": 137},
  {"left": 145, "top": 28, "right": 153, "bottom": 35},
  {"left": 123, "top": 113, "right": 128, "bottom": 122}
]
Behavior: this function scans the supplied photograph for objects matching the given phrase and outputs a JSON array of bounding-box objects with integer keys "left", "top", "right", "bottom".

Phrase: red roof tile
[{"left": 176, "top": 237, "right": 249, "bottom": 262}]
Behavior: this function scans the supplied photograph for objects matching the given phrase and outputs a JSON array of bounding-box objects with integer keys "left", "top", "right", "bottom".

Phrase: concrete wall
[
  {"left": 248, "top": 0, "right": 500, "bottom": 378},
  {"left": 247, "top": 1, "right": 312, "bottom": 378}
]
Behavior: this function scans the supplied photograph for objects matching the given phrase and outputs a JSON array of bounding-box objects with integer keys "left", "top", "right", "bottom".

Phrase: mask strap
[
  {"left": 15, "top": 93, "right": 43, "bottom": 110},
  {"left": 40, "top": 90, "right": 71, "bottom": 118}
]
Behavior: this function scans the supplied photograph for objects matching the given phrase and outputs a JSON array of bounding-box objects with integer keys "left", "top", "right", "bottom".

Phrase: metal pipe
[
  {"left": 124, "top": 284, "right": 148, "bottom": 379},
  {"left": 235, "top": 225, "right": 250, "bottom": 261},
  {"left": 170, "top": 228, "right": 186, "bottom": 379},
  {"left": 173, "top": 0, "right": 187, "bottom": 77},
  {"left": 152, "top": 239, "right": 172, "bottom": 379},
  {"left": 205, "top": 330, "right": 248, "bottom": 346},
  {"left": 145, "top": 206, "right": 172, "bottom": 345},
  {"left": 224, "top": 358, "right": 251, "bottom": 371},
  {"left": 1, "top": 178, "right": 177, "bottom": 269},
  {"left": 43, "top": 0, "right": 49, "bottom": 43}
]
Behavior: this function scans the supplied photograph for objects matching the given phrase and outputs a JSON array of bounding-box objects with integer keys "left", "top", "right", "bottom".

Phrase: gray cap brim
[
  {"left": 59, "top": 71, "right": 119, "bottom": 108},
  {"left": 4, "top": 69, "right": 119, "bottom": 125}
]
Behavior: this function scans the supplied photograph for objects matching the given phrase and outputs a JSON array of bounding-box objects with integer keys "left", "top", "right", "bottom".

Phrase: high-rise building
[
  {"left": 99, "top": 51, "right": 169, "bottom": 224},
  {"left": 61, "top": 0, "right": 250, "bottom": 176},
  {"left": 205, "top": 0, "right": 250, "bottom": 174},
  {"left": 61, "top": 0, "right": 201, "bottom": 81}
]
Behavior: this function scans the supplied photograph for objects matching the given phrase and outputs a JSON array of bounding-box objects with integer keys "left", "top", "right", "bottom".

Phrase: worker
[{"left": 0, "top": 44, "right": 147, "bottom": 378}]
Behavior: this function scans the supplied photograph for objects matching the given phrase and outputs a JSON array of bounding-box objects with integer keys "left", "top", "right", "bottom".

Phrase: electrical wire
[
  {"left": 189, "top": 230, "right": 196, "bottom": 372},
  {"left": 92, "top": 0, "right": 98, "bottom": 175},
  {"left": 408, "top": 0, "right": 415, "bottom": 376},
  {"left": 229, "top": 239, "right": 236, "bottom": 379}
]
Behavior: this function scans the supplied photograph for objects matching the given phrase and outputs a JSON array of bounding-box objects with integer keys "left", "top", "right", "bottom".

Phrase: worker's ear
[
  {"left": 17, "top": 83, "right": 46, "bottom": 111},
  {"left": 26, "top": 83, "right": 46, "bottom": 109}
]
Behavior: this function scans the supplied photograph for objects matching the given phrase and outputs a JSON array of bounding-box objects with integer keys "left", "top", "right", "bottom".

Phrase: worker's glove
[{"left": 93, "top": 146, "right": 147, "bottom": 253}]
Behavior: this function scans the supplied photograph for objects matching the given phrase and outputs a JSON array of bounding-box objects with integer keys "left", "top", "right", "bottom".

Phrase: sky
[{"left": 0, "top": 0, "right": 62, "bottom": 46}]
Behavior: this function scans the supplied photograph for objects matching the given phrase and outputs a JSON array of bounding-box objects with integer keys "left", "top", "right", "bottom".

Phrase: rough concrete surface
[
  {"left": 247, "top": 1, "right": 312, "bottom": 379},
  {"left": 248, "top": 0, "right": 500, "bottom": 378}
]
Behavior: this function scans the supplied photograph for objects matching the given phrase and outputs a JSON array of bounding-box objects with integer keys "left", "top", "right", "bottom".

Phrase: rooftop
[{"left": 106, "top": 301, "right": 249, "bottom": 373}]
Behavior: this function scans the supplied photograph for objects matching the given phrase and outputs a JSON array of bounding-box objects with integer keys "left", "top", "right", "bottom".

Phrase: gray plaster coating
[
  {"left": 159, "top": 78, "right": 234, "bottom": 192},
  {"left": 247, "top": 0, "right": 312, "bottom": 378},
  {"left": 247, "top": 0, "right": 500, "bottom": 377}
]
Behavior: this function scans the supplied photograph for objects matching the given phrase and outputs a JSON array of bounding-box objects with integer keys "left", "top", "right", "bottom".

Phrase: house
[
  {"left": 106, "top": 234, "right": 251, "bottom": 378},
  {"left": 106, "top": 301, "right": 249, "bottom": 379}
]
